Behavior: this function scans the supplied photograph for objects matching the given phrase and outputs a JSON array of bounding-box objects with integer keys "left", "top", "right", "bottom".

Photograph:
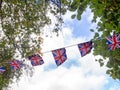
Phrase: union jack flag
[
  {"left": 78, "top": 40, "right": 93, "bottom": 57},
  {"left": 9, "top": 60, "right": 23, "bottom": 71},
  {"left": 52, "top": 48, "right": 67, "bottom": 66},
  {"left": 106, "top": 34, "right": 120, "bottom": 50},
  {"left": 0, "top": 66, "right": 5, "bottom": 74},
  {"left": 28, "top": 54, "right": 44, "bottom": 66}
]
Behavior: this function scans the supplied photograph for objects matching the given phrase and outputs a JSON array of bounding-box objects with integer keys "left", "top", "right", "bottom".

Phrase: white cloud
[
  {"left": 9, "top": 25, "right": 109, "bottom": 90},
  {"left": 62, "top": 11, "right": 75, "bottom": 23},
  {"left": 8, "top": 6, "right": 119, "bottom": 90},
  {"left": 10, "top": 59, "right": 108, "bottom": 90},
  {"left": 110, "top": 86, "right": 120, "bottom": 90}
]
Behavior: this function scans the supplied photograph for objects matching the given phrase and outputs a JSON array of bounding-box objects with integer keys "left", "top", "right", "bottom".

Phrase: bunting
[
  {"left": 28, "top": 54, "right": 44, "bottom": 66},
  {"left": 1, "top": 34, "right": 120, "bottom": 73},
  {"left": 0, "top": 66, "right": 5, "bottom": 74},
  {"left": 78, "top": 40, "right": 93, "bottom": 57},
  {"left": 106, "top": 34, "right": 120, "bottom": 50},
  {"left": 52, "top": 48, "right": 67, "bottom": 66},
  {"left": 9, "top": 60, "right": 23, "bottom": 71}
]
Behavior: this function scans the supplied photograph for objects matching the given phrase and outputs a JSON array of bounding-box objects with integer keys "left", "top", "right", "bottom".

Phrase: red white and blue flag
[
  {"left": 78, "top": 40, "right": 93, "bottom": 57},
  {"left": 28, "top": 54, "right": 44, "bottom": 66},
  {"left": 52, "top": 48, "right": 67, "bottom": 66},
  {"left": 106, "top": 34, "right": 120, "bottom": 50},
  {"left": 9, "top": 60, "right": 23, "bottom": 71},
  {"left": 0, "top": 66, "right": 5, "bottom": 74}
]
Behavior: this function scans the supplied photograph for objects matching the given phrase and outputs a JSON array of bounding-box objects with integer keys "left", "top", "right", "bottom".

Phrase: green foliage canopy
[
  {"left": 0, "top": 0, "right": 51, "bottom": 89},
  {"left": 61, "top": 0, "right": 120, "bottom": 80}
]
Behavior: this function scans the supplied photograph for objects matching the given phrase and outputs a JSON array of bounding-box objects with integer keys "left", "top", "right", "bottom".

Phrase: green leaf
[
  {"left": 71, "top": 14, "right": 76, "bottom": 19},
  {"left": 94, "top": 32, "right": 99, "bottom": 38},
  {"left": 77, "top": 14, "right": 81, "bottom": 20},
  {"left": 90, "top": 29, "right": 94, "bottom": 32}
]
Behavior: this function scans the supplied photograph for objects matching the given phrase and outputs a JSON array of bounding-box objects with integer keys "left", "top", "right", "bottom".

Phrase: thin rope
[
  {"left": 42, "top": 39, "right": 93, "bottom": 54},
  {"left": 42, "top": 36, "right": 107, "bottom": 54}
]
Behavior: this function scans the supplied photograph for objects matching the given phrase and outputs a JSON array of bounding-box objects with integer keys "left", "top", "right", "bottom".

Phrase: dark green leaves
[
  {"left": 62, "top": 0, "right": 120, "bottom": 80},
  {"left": 0, "top": 0, "right": 51, "bottom": 89},
  {"left": 71, "top": 14, "right": 76, "bottom": 19}
]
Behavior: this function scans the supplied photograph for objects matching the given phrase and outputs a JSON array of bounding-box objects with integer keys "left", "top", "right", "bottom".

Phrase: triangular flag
[
  {"left": 78, "top": 40, "right": 93, "bottom": 57},
  {"left": 28, "top": 54, "right": 44, "bottom": 66},
  {"left": 106, "top": 34, "right": 120, "bottom": 50},
  {"left": 9, "top": 60, "right": 23, "bottom": 71},
  {"left": 52, "top": 48, "right": 67, "bottom": 66},
  {"left": 0, "top": 66, "right": 5, "bottom": 74}
]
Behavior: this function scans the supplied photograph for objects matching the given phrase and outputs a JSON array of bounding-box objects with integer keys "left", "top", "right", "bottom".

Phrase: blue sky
[
  {"left": 64, "top": 15, "right": 92, "bottom": 37},
  {"left": 10, "top": 6, "right": 120, "bottom": 90}
]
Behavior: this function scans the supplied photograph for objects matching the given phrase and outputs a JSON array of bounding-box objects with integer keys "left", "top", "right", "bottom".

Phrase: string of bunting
[{"left": 0, "top": 33, "right": 120, "bottom": 74}]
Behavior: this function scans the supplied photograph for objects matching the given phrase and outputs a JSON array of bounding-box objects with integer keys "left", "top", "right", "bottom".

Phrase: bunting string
[
  {"left": 0, "top": 33, "right": 120, "bottom": 74},
  {"left": 42, "top": 36, "right": 105, "bottom": 54},
  {"left": 42, "top": 41, "right": 85, "bottom": 53}
]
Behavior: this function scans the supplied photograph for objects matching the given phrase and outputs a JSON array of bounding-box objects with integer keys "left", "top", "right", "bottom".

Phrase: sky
[{"left": 9, "top": 7, "right": 120, "bottom": 90}]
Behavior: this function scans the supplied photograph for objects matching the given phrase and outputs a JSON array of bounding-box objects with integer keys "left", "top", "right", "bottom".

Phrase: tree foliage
[
  {"left": 62, "top": 0, "right": 120, "bottom": 80},
  {"left": 0, "top": 0, "right": 52, "bottom": 89}
]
